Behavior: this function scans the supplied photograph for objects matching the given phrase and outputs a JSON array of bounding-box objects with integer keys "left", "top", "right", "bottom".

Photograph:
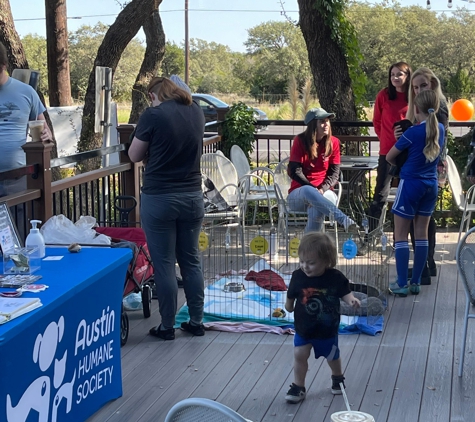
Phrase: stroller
[{"left": 95, "top": 196, "right": 155, "bottom": 346}]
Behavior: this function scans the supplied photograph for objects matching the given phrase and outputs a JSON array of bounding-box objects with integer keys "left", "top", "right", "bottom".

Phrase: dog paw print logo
[{"left": 6, "top": 316, "right": 76, "bottom": 422}]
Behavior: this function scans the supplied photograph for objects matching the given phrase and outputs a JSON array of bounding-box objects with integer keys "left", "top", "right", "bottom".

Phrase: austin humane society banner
[{"left": 1, "top": 287, "right": 123, "bottom": 421}]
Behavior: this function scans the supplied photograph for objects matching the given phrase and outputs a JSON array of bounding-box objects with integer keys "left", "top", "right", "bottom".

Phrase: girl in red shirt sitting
[{"left": 287, "top": 108, "right": 357, "bottom": 233}]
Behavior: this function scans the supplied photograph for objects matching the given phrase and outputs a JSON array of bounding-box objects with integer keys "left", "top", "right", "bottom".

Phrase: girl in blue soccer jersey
[{"left": 386, "top": 90, "right": 444, "bottom": 297}]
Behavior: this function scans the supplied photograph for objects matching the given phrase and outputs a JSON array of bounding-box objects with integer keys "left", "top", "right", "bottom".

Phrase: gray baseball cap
[
  {"left": 304, "top": 108, "right": 335, "bottom": 125},
  {"left": 170, "top": 74, "right": 191, "bottom": 94}
]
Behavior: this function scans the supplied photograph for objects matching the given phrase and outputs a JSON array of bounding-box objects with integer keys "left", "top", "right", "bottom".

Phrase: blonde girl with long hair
[
  {"left": 386, "top": 89, "right": 444, "bottom": 297},
  {"left": 394, "top": 67, "right": 449, "bottom": 282}
]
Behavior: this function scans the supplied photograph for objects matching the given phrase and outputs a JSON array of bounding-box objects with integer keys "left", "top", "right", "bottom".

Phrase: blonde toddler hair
[{"left": 298, "top": 232, "right": 337, "bottom": 269}]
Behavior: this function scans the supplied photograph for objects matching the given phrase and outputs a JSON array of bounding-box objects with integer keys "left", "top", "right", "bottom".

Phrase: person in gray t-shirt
[{"left": 0, "top": 42, "right": 52, "bottom": 196}]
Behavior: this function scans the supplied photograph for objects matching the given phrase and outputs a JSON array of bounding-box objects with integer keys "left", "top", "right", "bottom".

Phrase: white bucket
[{"left": 331, "top": 411, "right": 375, "bottom": 422}]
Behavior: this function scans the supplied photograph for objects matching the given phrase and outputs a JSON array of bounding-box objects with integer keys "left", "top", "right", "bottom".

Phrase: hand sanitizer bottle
[{"left": 26, "top": 220, "right": 46, "bottom": 258}]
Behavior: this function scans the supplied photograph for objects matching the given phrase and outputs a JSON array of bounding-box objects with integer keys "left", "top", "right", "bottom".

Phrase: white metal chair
[
  {"left": 164, "top": 397, "right": 253, "bottom": 422},
  {"left": 201, "top": 153, "right": 274, "bottom": 263},
  {"left": 274, "top": 157, "right": 343, "bottom": 261},
  {"left": 201, "top": 153, "right": 245, "bottom": 260},
  {"left": 447, "top": 155, "right": 475, "bottom": 245},
  {"left": 202, "top": 152, "right": 274, "bottom": 224},
  {"left": 379, "top": 186, "right": 397, "bottom": 231},
  {"left": 230, "top": 145, "right": 277, "bottom": 224},
  {"left": 456, "top": 226, "right": 475, "bottom": 377},
  {"left": 230, "top": 144, "right": 276, "bottom": 190}
]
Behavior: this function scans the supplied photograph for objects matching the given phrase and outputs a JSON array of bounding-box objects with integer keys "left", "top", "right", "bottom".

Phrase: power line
[
  {"left": 13, "top": 6, "right": 475, "bottom": 22},
  {"left": 13, "top": 9, "right": 300, "bottom": 22}
]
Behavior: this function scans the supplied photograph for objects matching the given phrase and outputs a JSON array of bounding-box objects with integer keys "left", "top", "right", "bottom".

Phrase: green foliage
[
  {"left": 160, "top": 42, "right": 185, "bottom": 77},
  {"left": 221, "top": 102, "right": 256, "bottom": 159},
  {"left": 447, "top": 66, "right": 474, "bottom": 102},
  {"left": 244, "top": 21, "right": 311, "bottom": 102},
  {"left": 189, "top": 39, "right": 249, "bottom": 95},
  {"left": 68, "top": 23, "right": 145, "bottom": 102},
  {"left": 447, "top": 129, "right": 474, "bottom": 187},
  {"left": 346, "top": 3, "right": 475, "bottom": 102},
  {"left": 20, "top": 34, "right": 48, "bottom": 96},
  {"left": 314, "top": 0, "right": 368, "bottom": 124}
]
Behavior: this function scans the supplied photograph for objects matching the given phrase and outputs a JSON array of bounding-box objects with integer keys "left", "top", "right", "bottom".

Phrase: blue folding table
[{"left": 0, "top": 246, "right": 132, "bottom": 422}]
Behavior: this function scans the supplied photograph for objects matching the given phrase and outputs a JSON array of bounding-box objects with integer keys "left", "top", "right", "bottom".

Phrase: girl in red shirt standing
[
  {"left": 370, "top": 62, "right": 412, "bottom": 219},
  {"left": 287, "top": 108, "right": 357, "bottom": 233}
]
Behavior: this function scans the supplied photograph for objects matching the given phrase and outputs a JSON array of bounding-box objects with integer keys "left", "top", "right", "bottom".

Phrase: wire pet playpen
[{"left": 196, "top": 209, "right": 391, "bottom": 330}]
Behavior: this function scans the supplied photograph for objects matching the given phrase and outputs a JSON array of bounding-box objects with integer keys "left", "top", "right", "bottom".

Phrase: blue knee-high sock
[
  {"left": 395, "top": 241, "right": 409, "bottom": 287},
  {"left": 411, "top": 239, "right": 429, "bottom": 285}
]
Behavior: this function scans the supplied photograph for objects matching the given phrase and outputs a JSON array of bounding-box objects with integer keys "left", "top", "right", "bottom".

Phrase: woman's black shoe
[{"left": 149, "top": 324, "right": 175, "bottom": 340}]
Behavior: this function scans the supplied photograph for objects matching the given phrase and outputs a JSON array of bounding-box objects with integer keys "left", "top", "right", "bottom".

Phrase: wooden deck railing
[{"left": 0, "top": 119, "right": 473, "bottom": 243}]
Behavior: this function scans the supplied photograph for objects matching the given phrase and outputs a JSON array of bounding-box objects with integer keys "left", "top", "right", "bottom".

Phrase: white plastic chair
[
  {"left": 164, "top": 397, "right": 253, "bottom": 422},
  {"left": 447, "top": 155, "right": 475, "bottom": 245},
  {"left": 456, "top": 226, "right": 475, "bottom": 377},
  {"left": 274, "top": 157, "right": 343, "bottom": 261}
]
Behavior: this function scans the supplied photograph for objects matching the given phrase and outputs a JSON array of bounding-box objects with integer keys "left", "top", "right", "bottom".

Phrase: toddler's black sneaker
[
  {"left": 285, "top": 383, "right": 306, "bottom": 403},
  {"left": 331, "top": 375, "right": 345, "bottom": 395}
]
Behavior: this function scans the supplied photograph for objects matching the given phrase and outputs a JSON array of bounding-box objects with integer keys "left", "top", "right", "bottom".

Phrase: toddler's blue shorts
[{"left": 294, "top": 333, "right": 340, "bottom": 360}]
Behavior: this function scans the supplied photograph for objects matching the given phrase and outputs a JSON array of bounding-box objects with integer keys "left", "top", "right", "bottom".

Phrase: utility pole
[{"left": 184, "top": 0, "right": 189, "bottom": 84}]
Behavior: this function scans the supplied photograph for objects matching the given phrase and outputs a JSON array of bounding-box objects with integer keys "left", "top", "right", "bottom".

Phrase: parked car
[
  {"left": 192, "top": 94, "right": 268, "bottom": 131},
  {"left": 192, "top": 94, "right": 229, "bottom": 123},
  {"left": 252, "top": 107, "right": 269, "bottom": 131}
]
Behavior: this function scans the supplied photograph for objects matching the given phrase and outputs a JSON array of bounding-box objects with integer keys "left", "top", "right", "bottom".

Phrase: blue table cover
[{"left": 0, "top": 246, "right": 132, "bottom": 422}]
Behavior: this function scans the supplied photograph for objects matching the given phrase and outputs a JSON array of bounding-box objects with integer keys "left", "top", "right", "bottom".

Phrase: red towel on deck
[{"left": 245, "top": 270, "right": 287, "bottom": 291}]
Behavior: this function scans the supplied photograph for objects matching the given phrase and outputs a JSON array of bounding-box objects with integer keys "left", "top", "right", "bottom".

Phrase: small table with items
[
  {"left": 340, "top": 156, "right": 379, "bottom": 220},
  {"left": 0, "top": 246, "right": 132, "bottom": 422}
]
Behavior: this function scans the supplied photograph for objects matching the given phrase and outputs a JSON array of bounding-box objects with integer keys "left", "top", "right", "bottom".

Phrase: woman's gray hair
[{"left": 170, "top": 75, "right": 191, "bottom": 94}]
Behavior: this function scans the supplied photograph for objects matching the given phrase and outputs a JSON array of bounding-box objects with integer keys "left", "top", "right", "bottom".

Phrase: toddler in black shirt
[{"left": 284, "top": 232, "right": 360, "bottom": 403}]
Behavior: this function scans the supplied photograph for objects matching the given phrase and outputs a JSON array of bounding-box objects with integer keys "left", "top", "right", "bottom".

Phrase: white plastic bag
[
  {"left": 40, "top": 214, "right": 111, "bottom": 245},
  {"left": 123, "top": 293, "right": 143, "bottom": 311}
]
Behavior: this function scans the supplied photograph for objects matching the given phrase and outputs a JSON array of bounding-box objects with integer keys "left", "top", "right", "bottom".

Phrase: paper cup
[
  {"left": 28, "top": 120, "right": 45, "bottom": 142},
  {"left": 331, "top": 411, "right": 375, "bottom": 422}
]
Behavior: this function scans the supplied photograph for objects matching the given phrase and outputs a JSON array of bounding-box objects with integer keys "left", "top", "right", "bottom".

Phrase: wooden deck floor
[{"left": 88, "top": 231, "right": 475, "bottom": 422}]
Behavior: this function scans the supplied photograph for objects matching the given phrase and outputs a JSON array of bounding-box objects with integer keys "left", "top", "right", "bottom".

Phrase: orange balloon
[{"left": 451, "top": 99, "right": 474, "bottom": 121}]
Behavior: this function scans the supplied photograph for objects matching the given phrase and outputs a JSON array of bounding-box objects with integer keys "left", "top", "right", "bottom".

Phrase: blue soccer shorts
[
  {"left": 391, "top": 178, "right": 438, "bottom": 219},
  {"left": 294, "top": 333, "right": 340, "bottom": 361}
]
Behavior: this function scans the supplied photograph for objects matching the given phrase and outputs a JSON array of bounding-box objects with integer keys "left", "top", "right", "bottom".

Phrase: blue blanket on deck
[
  {"left": 174, "top": 259, "right": 383, "bottom": 336},
  {"left": 175, "top": 305, "right": 383, "bottom": 336}
]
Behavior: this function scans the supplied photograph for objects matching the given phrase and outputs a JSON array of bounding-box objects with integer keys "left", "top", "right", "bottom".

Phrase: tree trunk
[
  {"left": 0, "top": 0, "right": 61, "bottom": 181},
  {"left": 297, "top": 0, "right": 358, "bottom": 136},
  {"left": 128, "top": 7, "right": 166, "bottom": 124},
  {"left": 0, "top": 0, "right": 27, "bottom": 70},
  {"left": 45, "top": 0, "right": 72, "bottom": 106},
  {"left": 77, "top": 0, "right": 161, "bottom": 172}
]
